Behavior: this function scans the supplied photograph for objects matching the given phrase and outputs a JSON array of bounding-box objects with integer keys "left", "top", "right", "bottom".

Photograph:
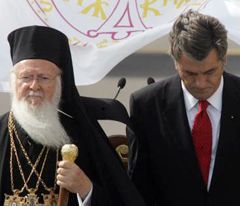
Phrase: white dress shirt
[
  {"left": 77, "top": 185, "right": 93, "bottom": 206},
  {"left": 181, "top": 76, "right": 223, "bottom": 190}
]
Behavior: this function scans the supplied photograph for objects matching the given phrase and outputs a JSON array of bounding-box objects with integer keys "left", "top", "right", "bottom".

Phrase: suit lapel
[
  {"left": 210, "top": 73, "right": 240, "bottom": 191},
  {"left": 161, "top": 76, "right": 205, "bottom": 187}
]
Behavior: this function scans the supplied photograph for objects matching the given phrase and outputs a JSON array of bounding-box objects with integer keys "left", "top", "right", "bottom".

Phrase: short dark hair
[{"left": 169, "top": 10, "right": 228, "bottom": 61}]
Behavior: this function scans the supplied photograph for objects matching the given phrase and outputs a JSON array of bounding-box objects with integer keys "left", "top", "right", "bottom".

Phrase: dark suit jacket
[{"left": 128, "top": 72, "right": 240, "bottom": 206}]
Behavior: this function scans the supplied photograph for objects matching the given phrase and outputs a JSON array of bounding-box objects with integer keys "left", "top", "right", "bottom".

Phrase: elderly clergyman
[{"left": 0, "top": 26, "right": 145, "bottom": 206}]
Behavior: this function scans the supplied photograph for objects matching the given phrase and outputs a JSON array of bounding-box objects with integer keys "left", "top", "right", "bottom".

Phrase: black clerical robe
[{"left": 0, "top": 112, "right": 146, "bottom": 206}]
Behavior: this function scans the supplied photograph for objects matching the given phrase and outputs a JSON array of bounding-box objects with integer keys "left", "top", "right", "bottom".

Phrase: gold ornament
[
  {"left": 61, "top": 144, "right": 78, "bottom": 162},
  {"left": 4, "top": 191, "right": 25, "bottom": 206},
  {"left": 4, "top": 112, "right": 59, "bottom": 206}
]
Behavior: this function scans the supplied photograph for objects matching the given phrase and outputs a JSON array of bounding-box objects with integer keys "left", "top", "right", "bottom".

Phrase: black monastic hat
[
  {"left": 8, "top": 26, "right": 78, "bottom": 114},
  {"left": 8, "top": 25, "right": 68, "bottom": 69}
]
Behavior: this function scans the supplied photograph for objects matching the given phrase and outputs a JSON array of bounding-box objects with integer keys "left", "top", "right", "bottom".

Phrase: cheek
[
  {"left": 44, "top": 86, "right": 56, "bottom": 100},
  {"left": 209, "top": 75, "right": 221, "bottom": 86},
  {"left": 15, "top": 83, "right": 28, "bottom": 100},
  {"left": 179, "top": 71, "right": 193, "bottom": 83},
  {"left": 182, "top": 75, "right": 195, "bottom": 87}
]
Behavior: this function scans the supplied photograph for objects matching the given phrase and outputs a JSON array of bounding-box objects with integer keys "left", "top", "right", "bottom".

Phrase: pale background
[{"left": 1, "top": 38, "right": 240, "bottom": 136}]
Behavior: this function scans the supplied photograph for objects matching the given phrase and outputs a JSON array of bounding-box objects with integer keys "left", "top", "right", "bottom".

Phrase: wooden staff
[{"left": 57, "top": 144, "right": 78, "bottom": 206}]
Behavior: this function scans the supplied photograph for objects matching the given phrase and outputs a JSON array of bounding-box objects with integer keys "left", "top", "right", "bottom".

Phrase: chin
[
  {"left": 194, "top": 94, "right": 211, "bottom": 100},
  {"left": 30, "top": 102, "right": 42, "bottom": 106},
  {"left": 26, "top": 98, "right": 44, "bottom": 106}
]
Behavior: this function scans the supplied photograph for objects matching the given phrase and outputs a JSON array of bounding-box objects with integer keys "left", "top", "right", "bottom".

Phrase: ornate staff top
[{"left": 61, "top": 144, "right": 78, "bottom": 162}]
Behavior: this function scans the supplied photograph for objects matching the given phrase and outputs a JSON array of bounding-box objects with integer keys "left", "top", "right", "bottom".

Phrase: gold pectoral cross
[
  {"left": 25, "top": 189, "right": 43, "bottom": 206},
  {"left": 4, "top": 193, "right": 25, "bottom": 206},
  {"left": 4, "top": 189, "right": 58, "bottom": 206},
  {"left": 42, "top": 189, "right": 58, "bottom": 206}
]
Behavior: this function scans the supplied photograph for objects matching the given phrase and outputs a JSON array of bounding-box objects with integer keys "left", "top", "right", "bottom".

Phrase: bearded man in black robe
[{"left": 0, "top": 26, "right": 145, "bottom": 206}]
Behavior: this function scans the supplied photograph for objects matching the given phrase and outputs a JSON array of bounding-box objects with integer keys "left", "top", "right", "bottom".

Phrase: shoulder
[
  {"left": 223, "top": 72, "right": 240, "bottom": 101},
  {"left": 131, "top": 75, "right": 180, "bottom": 103},
  {"left": 0, "top": 112, "right": 9, "bottom": 124},
  {"left": 223, "top": 72, "right": 240, "bottom": 92},
  {"left": 0, "top": 112, "right": 9, "bottom": 136},
  {"left": 224, "top": 72, "right": 240, "bottom": 83}
]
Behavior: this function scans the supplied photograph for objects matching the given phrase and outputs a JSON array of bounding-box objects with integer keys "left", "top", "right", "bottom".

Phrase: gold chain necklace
[
  {"left": 9, "top": 111, "right": 58, "bottom": 191},
  {"left": 9, "top": 134, "right": 47, "bottom": 193},
  {"left": 10, "top": 137, "right": 49, "bottom": 193},
  {"left": 4, "top": 111, "right": 59, "bottom": 206}
]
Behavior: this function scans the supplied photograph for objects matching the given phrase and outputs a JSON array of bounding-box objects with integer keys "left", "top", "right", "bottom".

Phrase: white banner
[{"left": 0, "top": 0, "right": 239, "bottom": 91}]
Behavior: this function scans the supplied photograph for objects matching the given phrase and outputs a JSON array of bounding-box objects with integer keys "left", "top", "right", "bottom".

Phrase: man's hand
[{"left": 57, "top": 160, "right": 93, "bottom": 199}]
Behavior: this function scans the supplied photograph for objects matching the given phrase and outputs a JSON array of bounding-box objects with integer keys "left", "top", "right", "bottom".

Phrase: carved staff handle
[{"left": 57, "top": 144, "right": 78, "bottom": 206}]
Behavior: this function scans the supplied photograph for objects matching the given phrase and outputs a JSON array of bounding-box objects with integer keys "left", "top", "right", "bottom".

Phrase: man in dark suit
[{"left": 128, "top": 10, "right": 240, "bottom": 206}]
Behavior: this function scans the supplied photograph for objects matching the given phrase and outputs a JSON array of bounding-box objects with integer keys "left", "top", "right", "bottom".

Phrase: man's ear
[
  {"left": 223, "top": 56, "right": 227, "bottom": 65},
  {"left": 174, "top": 61, "right": 179, "bottom": 71}
]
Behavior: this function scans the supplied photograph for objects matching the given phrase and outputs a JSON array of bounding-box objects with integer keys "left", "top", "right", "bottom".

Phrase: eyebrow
[
  {"left": 184, "top": 67, "right": 217, "bottom": 75},
  {"left": 17, "top": 72, "right": 57, "bottom": 76},
  {"left": 203, "top": 68, "right": 216, "bottom": 74}
]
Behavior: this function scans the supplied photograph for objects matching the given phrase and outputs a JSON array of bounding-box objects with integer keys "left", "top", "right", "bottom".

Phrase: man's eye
[
  {"left": 186, "top": 72, "right": 196, "bottom": 76},
  {"left": 41, "top": 76, "right": 50, "bottom": 80},
  {"left": 21, "top": 76, "right": 31, "bottom": 80},
  {"left": 206, "top": 70, "right": 215, "bottom": 75}
]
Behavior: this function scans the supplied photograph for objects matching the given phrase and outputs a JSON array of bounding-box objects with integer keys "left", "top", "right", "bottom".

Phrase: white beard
[{"left": 11, "top": 79, "right": 71, "bottom": 148}]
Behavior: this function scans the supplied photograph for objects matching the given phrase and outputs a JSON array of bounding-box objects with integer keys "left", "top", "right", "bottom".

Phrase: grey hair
[{"left": 169, "top": 10, "right": 228, "bottom": 61}]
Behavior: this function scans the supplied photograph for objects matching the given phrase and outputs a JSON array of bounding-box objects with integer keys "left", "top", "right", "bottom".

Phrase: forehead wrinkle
[{"left": 14, "top": 62, "right": 60, "bottom": 77}]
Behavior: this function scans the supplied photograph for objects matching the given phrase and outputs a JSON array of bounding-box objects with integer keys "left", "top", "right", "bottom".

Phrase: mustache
[{"left": 26, "top": 91, "right": 44, "bottom": 98}]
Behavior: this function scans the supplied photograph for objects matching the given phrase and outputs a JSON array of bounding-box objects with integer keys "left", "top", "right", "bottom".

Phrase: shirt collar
[{"left": 182, "top": 76, "right": 223, "bottom": 112}]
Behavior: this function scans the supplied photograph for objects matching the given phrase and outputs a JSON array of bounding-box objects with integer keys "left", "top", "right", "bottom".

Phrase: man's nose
[
  {"left": 195, "top": 75, "right": 207, "bottom": 88},
  {"left": 29, "top": 78, "right": 40, "bottom": 90}
]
